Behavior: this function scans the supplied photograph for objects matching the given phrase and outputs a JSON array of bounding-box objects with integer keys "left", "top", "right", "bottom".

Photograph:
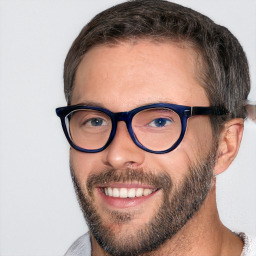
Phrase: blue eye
[
  {"left": 89, "top": 118, "right": 105, "bottom": 126},
  {"left": 149, "top": 118, "right": 172, "bottom": 128},
  {"left": 82, "top": 118, "right": 108, "bottom": 127}
]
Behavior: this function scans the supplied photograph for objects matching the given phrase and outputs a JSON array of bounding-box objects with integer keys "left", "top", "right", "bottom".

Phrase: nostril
[
  {"left": 102, "top": 134, "right": 145, "bottom": 170},
  {"left": 125, "top": 161, "right": 139, "bottom": 168}
]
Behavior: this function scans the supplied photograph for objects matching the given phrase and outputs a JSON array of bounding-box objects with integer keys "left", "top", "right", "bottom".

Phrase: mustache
[{"left": 86, "top": 168, "right": 173, "bottom": 196}]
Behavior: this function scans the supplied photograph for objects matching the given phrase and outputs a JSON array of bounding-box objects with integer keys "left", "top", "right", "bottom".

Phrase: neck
[
  {"left": 144, "top": 184, "right": 243, "bottom": 256},
  {"left": 91, "top": 182, "right": 243, "bottom": 256}
]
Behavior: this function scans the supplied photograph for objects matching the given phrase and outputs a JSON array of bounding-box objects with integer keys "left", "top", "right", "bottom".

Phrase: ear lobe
[{"left": 214, "top": 118, "right": 244, "bottom": 175}]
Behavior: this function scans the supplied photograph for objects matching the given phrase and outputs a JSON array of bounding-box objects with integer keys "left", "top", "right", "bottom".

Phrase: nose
[{"left": 103, "top": 121, "right": 145, "bottom": 169}]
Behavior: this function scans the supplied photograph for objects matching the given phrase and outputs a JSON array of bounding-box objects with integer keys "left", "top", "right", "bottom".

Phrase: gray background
[{"left": 0, "top": 0, "right": 255, "bottom": 255}]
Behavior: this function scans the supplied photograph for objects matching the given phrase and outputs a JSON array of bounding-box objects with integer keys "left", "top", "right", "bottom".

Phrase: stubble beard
[{"left": 70, "top": 146, "right": 217, "bottom": 256}]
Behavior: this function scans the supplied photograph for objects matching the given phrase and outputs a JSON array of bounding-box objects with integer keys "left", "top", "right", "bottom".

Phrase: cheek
[
  {"left": 144, "top": 149, "right": 192, "bottom": 185},
  {"left": 70, "top": 149, "right": 103, "bottom": 183},
  {"left": 149, "top": 118, "right": 213, "bottom": 183},
  {"left": 185, "top": 117, "right": 214, "bottom": 153}
]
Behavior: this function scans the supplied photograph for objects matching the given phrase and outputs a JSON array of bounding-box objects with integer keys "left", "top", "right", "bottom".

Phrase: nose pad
[{"left": 103, "top": 121, "right": 145, "bottom": 169}]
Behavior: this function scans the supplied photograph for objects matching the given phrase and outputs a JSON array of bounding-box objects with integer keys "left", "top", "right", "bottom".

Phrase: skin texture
[{"left": 70, "top": 41, "right": 244, "bottom": 256}]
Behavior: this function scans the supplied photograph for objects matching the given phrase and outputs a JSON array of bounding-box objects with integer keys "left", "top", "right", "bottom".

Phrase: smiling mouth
[{"left": 101, "top": 187, "right": 158, "bottom": 198}]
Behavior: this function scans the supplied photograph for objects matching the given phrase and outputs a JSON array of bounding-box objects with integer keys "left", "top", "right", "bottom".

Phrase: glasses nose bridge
[
  {"left": 112, "top": 111, "right": 134, "bottom": 144},
  {"left": 114, "top": 111, "right": 131, "bottom": 126}
]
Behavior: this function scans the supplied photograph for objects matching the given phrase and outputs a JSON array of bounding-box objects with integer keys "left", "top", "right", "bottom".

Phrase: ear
[{"left": 214, "top": 118, "right": 244, "bottom": 176}]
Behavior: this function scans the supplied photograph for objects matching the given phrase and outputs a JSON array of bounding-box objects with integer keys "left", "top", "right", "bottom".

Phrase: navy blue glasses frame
[{"left": 56, "top": 103, "right": 228, "bottom": 154}]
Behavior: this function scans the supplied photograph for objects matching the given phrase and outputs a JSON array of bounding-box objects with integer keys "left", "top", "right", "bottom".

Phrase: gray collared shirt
[{"left": 64, "top": 232, "right": 256, "bottom": 256}]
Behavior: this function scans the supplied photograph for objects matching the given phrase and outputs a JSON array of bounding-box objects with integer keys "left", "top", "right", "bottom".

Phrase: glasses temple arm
[{"left": 191, "top": 106, "right": 229, "bottom": 116}]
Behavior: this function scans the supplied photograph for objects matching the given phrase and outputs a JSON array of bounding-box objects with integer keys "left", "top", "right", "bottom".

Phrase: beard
[{"left": 70, "top": 145, "right": 217, "bottom": 256}]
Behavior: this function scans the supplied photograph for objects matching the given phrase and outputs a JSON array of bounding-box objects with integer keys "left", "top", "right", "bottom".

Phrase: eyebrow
[
  {"left": 72, "top": 101, "right": 106, "bottom": 108},
  {"left": 72, "top": 100, "right": 181, "bottom": 110}
]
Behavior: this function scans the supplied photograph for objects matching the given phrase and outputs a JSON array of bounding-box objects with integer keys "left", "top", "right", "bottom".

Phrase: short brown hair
[{"left": 64, "top": 0, "right": 250, "bottom": 132}]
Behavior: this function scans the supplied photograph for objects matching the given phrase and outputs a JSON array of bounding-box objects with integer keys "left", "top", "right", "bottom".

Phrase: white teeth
[
  {"left": 103, "top": 187, "right": 155, "bottom": 198},
  {"left": 143, "top": 189, "right": 152, "bottom": 196},
  {"left": 120, "top": 188, "right": 128, "bottom": 198},
  {"left": 128, "top": 188, "right": 136, "bottom": 198},
  {"left": 136, "top": 188, "right": 143, "bottom": 197},
  {"left": 107, "top": 187, "right": 113, "bottom": 196},
  {"left": 113, "top": 188, "right": 119, "bottom": 197}
]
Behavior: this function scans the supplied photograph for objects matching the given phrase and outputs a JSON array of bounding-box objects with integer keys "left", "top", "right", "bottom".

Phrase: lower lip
[{"left": 97, "top": 188, "right": 160, "bottom": 209}]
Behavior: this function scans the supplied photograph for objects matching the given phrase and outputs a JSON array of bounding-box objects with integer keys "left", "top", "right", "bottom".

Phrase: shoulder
[
  {"left": 237, "top": 232, "right": 256, "bottom": 256},
  {"left": 64, "top": 232, "right": 91, "bottom": 256}
]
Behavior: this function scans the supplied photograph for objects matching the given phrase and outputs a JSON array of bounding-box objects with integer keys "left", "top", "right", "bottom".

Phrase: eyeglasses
[{"left": 56, "top": 103, "right": 228, "bottom": 154}]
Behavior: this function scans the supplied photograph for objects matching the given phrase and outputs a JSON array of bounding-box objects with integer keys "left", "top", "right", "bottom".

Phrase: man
[{"left": 56, "top": 0, "right": 256, "bottom": 255}]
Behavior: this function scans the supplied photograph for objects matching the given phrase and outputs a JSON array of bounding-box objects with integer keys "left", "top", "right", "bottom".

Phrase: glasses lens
[
  {"left": 132, "top": 108, "right": 181, "bottom": 151},
  {"left": 65, "top": 109, "right": 112, "bottom": 150}
]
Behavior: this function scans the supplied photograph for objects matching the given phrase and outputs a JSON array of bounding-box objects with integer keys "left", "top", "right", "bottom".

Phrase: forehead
[{"left": 72, "top": 41, "right": 209, "bottom": 110}]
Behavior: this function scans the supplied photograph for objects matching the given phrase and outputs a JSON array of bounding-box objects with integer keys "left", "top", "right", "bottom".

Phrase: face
[{"left": 70, "top": 41, "right": 216, "bottom": 255}]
